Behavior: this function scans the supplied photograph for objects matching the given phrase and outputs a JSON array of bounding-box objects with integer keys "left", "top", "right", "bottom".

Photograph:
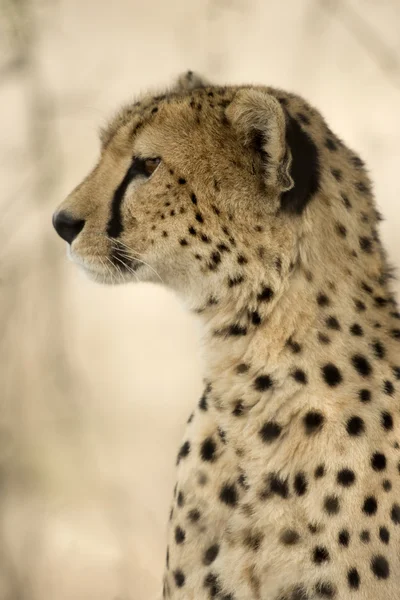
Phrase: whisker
[
  {"left": 109, "top": 254, "right": 141, "bottom": 283},
  {"left": 109, "top": 239, "right": 164, "bottom": 283}
]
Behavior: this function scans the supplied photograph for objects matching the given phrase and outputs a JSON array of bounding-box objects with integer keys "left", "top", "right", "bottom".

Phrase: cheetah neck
[{"left": 196, "top": 259, "right": 399, "bottom": 428}]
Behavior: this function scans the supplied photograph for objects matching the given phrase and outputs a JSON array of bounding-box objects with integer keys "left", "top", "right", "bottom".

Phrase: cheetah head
[{"left": 53, "top": 72, "right": 320, "bottom": 311}]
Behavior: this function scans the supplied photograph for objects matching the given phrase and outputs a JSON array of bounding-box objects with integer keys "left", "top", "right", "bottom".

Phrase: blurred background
[{"left": 0, "top": 0, "right": 400, "bottom": 598}]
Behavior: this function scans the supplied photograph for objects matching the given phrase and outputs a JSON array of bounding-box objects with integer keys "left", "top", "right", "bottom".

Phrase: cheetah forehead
[{"left": 99, "top": 71, "right": 326, "bottom": 158}]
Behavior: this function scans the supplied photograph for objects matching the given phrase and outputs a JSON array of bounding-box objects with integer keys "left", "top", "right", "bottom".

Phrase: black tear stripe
[
  {"left": 280, "top": 112, "right": 320, "bottom": 215},
  {"left": 107, "top": 160, "right": 142, "bottom": 238}
]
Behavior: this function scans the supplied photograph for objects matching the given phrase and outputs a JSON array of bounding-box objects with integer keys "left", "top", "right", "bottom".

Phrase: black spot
[
  {"left": 257, "top": 286, "right": 274, "bottom": 302},
  {"left": 362, "top": 281, "right": 374, "bottom": 294},
  {"left": 325, "top": 316, "right": 340, "bottom": 330},
  {"left": 371, "top": 555, "right": 389, "bottom": 579},
  {"left": 292, "top": 369, "right": 308, "bottom": 384},
  {"left": 177, "top": 441, "right": 191, "bottom": 463},
  {"left": 201, "top": 233, "right": 211, "bottom": 243},
  {"left": 228, "top": 275, "right": 244, "bottom": 287},
  {"left": 371, "top": 452, "right": 386, "bottom": 471},
  {"left": 274, "top": 256, "right": 282, "bottom": 272},
  {"left": 294, "top": 472, "right": 308, "bottom": 496},
  {"left": 393, "top": 366, "right": 400, "bottom": 380},
  {"left": 200, "top": 437, "right": 217, "bottom": 462},
  {"left": 178, "top": 178, "right": 186, "bottom": 185},
  {"left": 342, "top": 193, "right": 352, "bottom": 209},
  {"left": 356, "top": 181, "right": 370, "bottom": 194},
  {"left": 287, "top": 338, "right": 302, "bottom": 353},
  {"left": 254, "top": 374, "right": 273, "bottom": 391},
  {"left": 360, "top": 529, "right": 370, "bottom": 543},
  {"left": 317, "top": 293, "right": 330, "bottom": 307},
  {"left": 315, "top": 464, "right": 325, "bottom": 478},
  {"left": 177, "top": 491, "right": 185, "bottom": 507},
  {"left": 308, "top": 523, "right": 319, "bottom": 534},
  {"left": 318, "top": 333, "right": 330, "bottom": 344},
  {"left": 204, "top": 572, "right": 221, "bottom": 597},
  {"left": 304, "top": 411, "right": 325, "bottom": 434},
  {"left": 173, "top": 570, "right": 185, "bottom": 587},
  {"left": 391, "top": 328, "right": 400, "bottom": 339},
  {"left": 232, "top": 401, "right": 244, "bottom": 416},
  {"left": 325, "top": 138, "right": 337, "bottom": 151},
  {"left": 280, "top": 529, "right": 300, "bottom": 545},
  {"left": 175, "top": 526, "right": 186, "bottom": 544},
  {"left": 251, "top": 311, "right": 262, "bottom": 325},
  {"left": 188, "top": 226, "right": 197, "bottom": 235},
  {"left": 379, "top": 526, "right": 390, "bottom": 544},
  {"left": 237, "top": 254, "right": 247, "bottom": 264},
  {"left": 352, "top": 155, "right": 365, "bottom": 168},
  {"left": 199, "top": 392, "right": 208, "bottom": 411},
  {"left": 259, "top": 421, "right": 282, "bottom": 443},
  {"left": 188, "top": 509, "right": 201, "bottom": 523},
  {"left": 195, "top": 212, "right": 204, "bottom": 223},
  {"left": 313, "top": 546, "right": 330, "bottom": 564},
  {"left": 227, "top": 324, "right": 247, "bottom": 336},
  {"left": 359, "top": 389, "right": 371, "bottom": 402},
  {"left": 346, "top": 416, "right": 365, "bottom": 436},
  {"left": 268, "top": 473, "right": 289, "bottom": 498},
  {"left": 244, "top": 530, "right": 264, "bottom": 551},
  {"left": 314, "top": 580, "right": 336, "bottom": 597},
  {"left": 383, "top": 480, "right": 392, "bottom": 492},
  {"left": 322, "top": 363, "right": 342, "bottom": 387},
  {"left": 347, "top": 568, "right": 360, "bottom": 590},
  {"left": 338, "top": 529, "right": 350, "bottom": 547},
  {"left": 280, "top": 113, "right": 320, "bottom": 214},
  {"left": 351, "top": 354, "right": 372, "bottom": 377},
  {"left": 383, "top": 380, "right": 394, "bottom": 396},
  {"left": 219, "top": 483, "right": 238, "bottom": 507},
  {"left": 324, "top": 495, "right": 340, "bottom": 515},
  {"left": 354, "top": 299, "right": 366, "bottom": 312},
  {"left": 179, "top": 238, "right": 188, "bottom": 246},
  {"left": 337, "top": 468, "right": 355, "bottom": 487},
  {"left": 359, "top": 236, "right": 373, "bottom": 253},
  {"left": 203, "top": 544, "right": 219, "bottom": 565},
  {"left": 218, "top": 427, "right": 226, "bottom": 444},
  {"left": 236, "top": 363, "right": 249, "bottom": 374},
  {"left": 191, "top": 193, "right": 197, "bottom": 205},
  {"left": 373, "top": 296, "right": 387, "bottom": 308},
  {"left": 331, "top": 168, "right": 342, "bottom": 181},
  {"left": 363, "top": 496, "right": 378, "bottom": 516},
  {"left": 391, "top": 503, "right": 400, "bottom": 524},
  {"left": 335, "top": 223, "right": 347, "bottom": 237},
  {"left": 372, "top": 340, "right": 385, "bottom": 359},
  {"left": 381, "top": 411, "right": 393, "bottom": 431}
]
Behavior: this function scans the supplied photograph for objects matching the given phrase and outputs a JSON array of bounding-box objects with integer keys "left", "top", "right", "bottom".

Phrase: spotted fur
[{"left": 53, "top": 71, "right": 400, "bottom": 599}]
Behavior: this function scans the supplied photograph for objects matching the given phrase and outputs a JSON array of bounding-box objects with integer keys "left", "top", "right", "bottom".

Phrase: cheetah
[{"left": 53, "top": 71, "right": 400, "bottom": 599}]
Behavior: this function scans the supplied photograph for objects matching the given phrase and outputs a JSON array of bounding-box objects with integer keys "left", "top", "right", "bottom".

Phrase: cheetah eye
[
  {"left": 143, "top": 157, "right": 161, "bottom": 176},
  {"left": 128, "top": 156, "right": 161, "bottom": 179},
  {"left": 126, "top": 156, "right": 161, "bottom": 182}
]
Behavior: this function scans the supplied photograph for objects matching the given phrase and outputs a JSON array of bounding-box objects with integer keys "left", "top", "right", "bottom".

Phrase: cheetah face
[{"left": 53, "top": 72, "right": 319, "bottom": 301}]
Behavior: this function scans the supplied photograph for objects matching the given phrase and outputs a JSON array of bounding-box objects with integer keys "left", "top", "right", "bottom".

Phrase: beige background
[{"left": 1, "top": 1, "right": 400, "bottom": 598}]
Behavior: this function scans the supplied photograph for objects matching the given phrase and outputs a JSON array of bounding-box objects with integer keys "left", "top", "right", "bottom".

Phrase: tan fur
[{"left": 54, "top": 71, "right": 400, "bottom": 599}]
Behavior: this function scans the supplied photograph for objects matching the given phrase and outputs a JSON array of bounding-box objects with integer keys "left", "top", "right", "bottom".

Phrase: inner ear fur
[{"left": 226, "top": 88, "right": 320, "bottom": 214}]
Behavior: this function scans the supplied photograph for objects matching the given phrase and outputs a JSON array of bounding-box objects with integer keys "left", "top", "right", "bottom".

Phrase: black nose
[{"left": 52, "top": 210, "right": 85, "bottom": 244}]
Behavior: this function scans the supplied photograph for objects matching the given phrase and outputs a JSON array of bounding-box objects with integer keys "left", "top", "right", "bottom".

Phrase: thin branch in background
[{"left": 321, "top": 0, "right": 400, "bottom": 91}]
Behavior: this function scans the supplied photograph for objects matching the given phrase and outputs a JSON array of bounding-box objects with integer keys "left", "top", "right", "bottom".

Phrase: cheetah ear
[
  {"left": 226, "top": 89, "right": 320, "bottom": 214},
  {"left": 173, "top": 70, "right": 210, "bottom": 92}
]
